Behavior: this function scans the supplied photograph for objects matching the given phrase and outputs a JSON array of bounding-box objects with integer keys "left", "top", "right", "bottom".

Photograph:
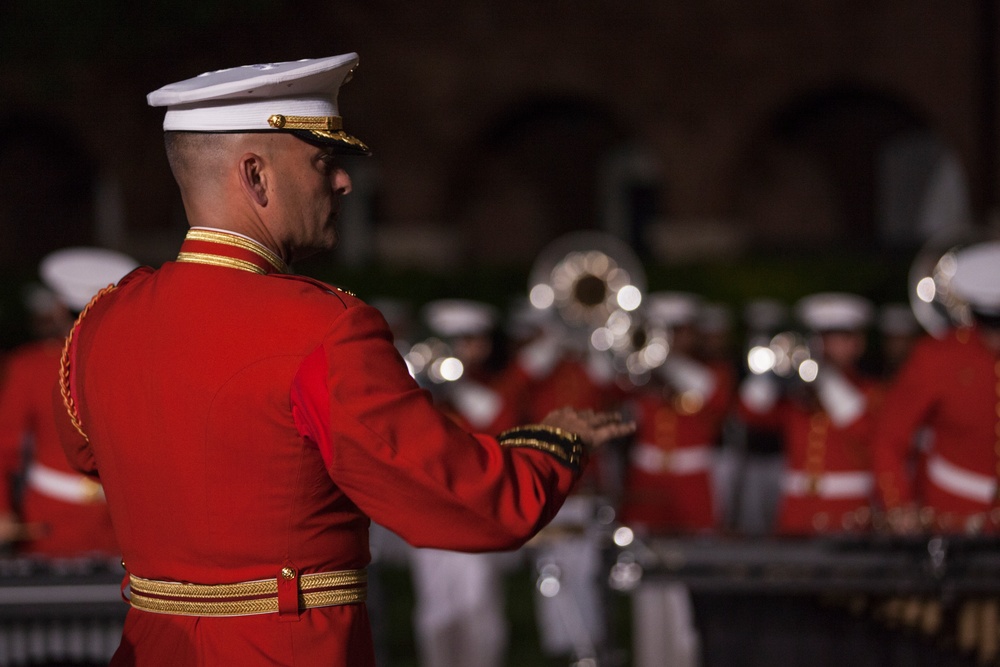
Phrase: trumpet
[
  {"left": 526, "top": 231, "right": 649, "bottom": 373},
  {"left": 746, "top": 330, "right": 820, "bottom": 384},
  {"left": 403, "top": 337, "right": 464, "bottom": 385}
]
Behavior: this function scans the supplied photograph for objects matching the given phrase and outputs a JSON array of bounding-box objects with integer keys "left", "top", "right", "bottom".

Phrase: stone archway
[
  {"left": 448, "top": 97, "right": 630, "bottom": 265},
  {"left": 732, "top": 86, "right": 966, "bottom": 252},
  {"left": 0, "top": 115, "right": 95, "bottom": 271}
]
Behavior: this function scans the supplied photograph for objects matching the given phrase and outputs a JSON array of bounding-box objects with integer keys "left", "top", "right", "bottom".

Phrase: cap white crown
[
  {"left": 147, "top": 54, "right": 368, "bottom": 153},
  {"left": 796, "top": 292, "right": 874, "bottom": 332},
  {"left": 40, "top": 247, "right": 139, "bottom": 311},
  {"left": 423, "top": 299, "right": 499, "bottom": 338},
  {"left": 644, "top": 291, "right": 703, "bottom": 328},
  {"left": 950, "top": 240, "right": 1000, "bottom": 316}
]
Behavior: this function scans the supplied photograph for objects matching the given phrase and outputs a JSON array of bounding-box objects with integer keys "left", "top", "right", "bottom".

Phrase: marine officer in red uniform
[
  {"left": 873, "top": 240, "right": 1000, "bottom": 533},
  {"left": 738, "top": 293, "right": 882, "bottom": 535},
  {"left": 0, "top": 248, "right": 135, "bottom": 556},
  {"left": 54, "top": 54, "right": 633, "bottom": 667}
]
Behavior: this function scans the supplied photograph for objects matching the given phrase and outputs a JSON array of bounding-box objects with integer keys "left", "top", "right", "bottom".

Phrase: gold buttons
[{"left": 281, "top": 567, "right": 296, "bottom": 580}]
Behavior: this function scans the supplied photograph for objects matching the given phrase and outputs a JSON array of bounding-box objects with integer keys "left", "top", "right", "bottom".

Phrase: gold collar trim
[
  {"left": 176, "top": 252, "right": 267, "bottom": 275},
  {"left": 183, "top": 229, "right": 289, "bottom": 274}
]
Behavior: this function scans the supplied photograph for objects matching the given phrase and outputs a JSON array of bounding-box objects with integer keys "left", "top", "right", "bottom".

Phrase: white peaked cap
[
  {"left": 950, "top": 240, "right": 1000, "bottom": 316},
  {"left": 423, "top": 299, "right": 499, "bottom": 338},
  {"left": 796, "top": 292, "right": 874, "bottom": 332},
  {"left": 147, "top": 54, "right": 369, "bottom": 155},
  {"left": 644, "top": 291, "right": 703, "bottom": 328},
  {"left": 40, "top": 247, "right": 139, "bottom": 311}
]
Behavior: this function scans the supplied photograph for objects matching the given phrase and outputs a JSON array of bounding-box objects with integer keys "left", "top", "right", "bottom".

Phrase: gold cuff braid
[{"left": 497, "top": 424, "right": 584, "bottom": 471}]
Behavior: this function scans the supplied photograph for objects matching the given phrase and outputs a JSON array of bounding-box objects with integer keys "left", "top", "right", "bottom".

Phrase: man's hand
[
  {"left": 540, "top": 407, "right": 636, "bottom": 451},
  {"left": 0, "top": 513, "right": 48, "bottom": 544}
]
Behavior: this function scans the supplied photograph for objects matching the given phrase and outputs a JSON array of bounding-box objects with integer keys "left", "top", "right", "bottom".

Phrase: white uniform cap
[
  {"left": 147, "top": 54, "right": 369, "bottom": 155},
  {"left": 40, "top": 247, "right": 139, "bottom": 312},
  {"left": 878, "top": 303, "right": 919, "bottom": 336},
  {"left": 423, "top": 299, "right": 499, "bottom": 338},
  {"left": 950, "top": 240, "right": 1000, "bottom": 316},
  {"left": 795, "top": 292, "right": 874, "bottom": 332},
  {"left": 644, "top": 291, "right": 703, "bottom": 328}
]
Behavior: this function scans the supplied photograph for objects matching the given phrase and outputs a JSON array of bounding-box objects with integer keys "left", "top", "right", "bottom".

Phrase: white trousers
[
  {"left": 410, "top": 548, "right": 507, "bottom": 667},
  {"left": 632, "top": 582, "right": 701, "bottom": 667}
]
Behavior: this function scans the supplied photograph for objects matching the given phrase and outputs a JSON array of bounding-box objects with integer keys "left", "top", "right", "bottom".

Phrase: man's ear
[{"left": 237, "top": 153, "right": 268, "bottom": 206}]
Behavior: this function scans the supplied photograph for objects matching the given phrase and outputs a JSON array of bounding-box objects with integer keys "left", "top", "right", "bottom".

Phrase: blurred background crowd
[{"left": 2, "top": 1, "right": 1000, "bottom": 666}]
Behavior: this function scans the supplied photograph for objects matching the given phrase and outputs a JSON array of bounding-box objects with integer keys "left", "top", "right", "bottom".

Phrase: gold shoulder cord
[{"left": 60, "top": 284, "right": 117, "bottom": 442}]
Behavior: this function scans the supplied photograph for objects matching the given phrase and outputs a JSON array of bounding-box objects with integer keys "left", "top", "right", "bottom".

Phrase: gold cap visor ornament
[
  {"left": 267, "top": 114, "right": 370, "bottom": 155},
  {"left": 147, "top": 54, "right": 371, "bottom": 156}
]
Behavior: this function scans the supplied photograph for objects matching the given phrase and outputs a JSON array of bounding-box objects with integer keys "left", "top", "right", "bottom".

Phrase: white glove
[
  {"left": 586, "top": 347, "right": 617, "bottom": 386},
  {"left": 814, "top": 368, "right": 866, "bottom": 427},
  {"left": 660, "top": 355, "right": 716, "bottom": 398},
  {"left": 449, "top": 381, "right": 503, "bottom": 430},
  {"left": 739, "top": 374, "right": 779, "bottom": 413},
  {"left": 516, "top": 335, "right": 562, "bottom": 379}
]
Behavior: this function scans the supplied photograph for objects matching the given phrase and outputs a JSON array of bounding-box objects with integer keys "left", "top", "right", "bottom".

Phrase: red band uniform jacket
[
  {"left": 873, "top": 327, "right": 1000, "bottom": 530},
  {"left": 620, "top": 358, "right": 734, "bottom": 533},
  {"left": 738, "top": 371, "right": 882, "bottom": 535},
  {"left": 0, "top": 340, "right": 117, "bottom": 556},
  {"left": 56, "top": 230, "right": 584, "bottom": 667}
]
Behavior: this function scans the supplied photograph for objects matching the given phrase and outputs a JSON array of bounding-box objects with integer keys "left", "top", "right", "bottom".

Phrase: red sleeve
[
  {"left": 871, "top": 339, "right": 940, "bottom": 509},
  {"left": 53, "top": 321, "right": 100, "bottom": 479},
  {"left": 0, "top": 353, "right": 29, "bottom": 514},
  {"left": 291, "top": 304, "right": 584, "bottom": 552}
]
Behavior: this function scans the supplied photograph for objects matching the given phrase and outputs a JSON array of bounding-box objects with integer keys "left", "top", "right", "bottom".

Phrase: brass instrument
[
  {"left": 746, "top": 330, "right": 819, "bottom": 384},
  {"left": 403, "top": 337, "right": 464, "bottom": 385},
  {"left": 908, "top": 227, "right": 999, "bottom": 337},
  {"left": 527, "top": 231, "right": 649, "bottom": 376}
]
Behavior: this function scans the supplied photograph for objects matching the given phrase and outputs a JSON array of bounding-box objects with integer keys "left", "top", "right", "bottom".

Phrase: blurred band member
[
  {"left": 621, "top": 292, "right": 735, "bottom": 667},
  {"left": 409, "top": 299, "right": 516, "bottom": 667},
  {"left": 738, "top": 293, "right": 881, "bottom": 535},
  {"left": 877, "top": 302, "right": 922, "bottom": 380},
  {"left": 874, "top": 241, "right": 1000, "bottom": 534},
  {"left": 0, "top": 248, "right": 136, "bottom": 556}
]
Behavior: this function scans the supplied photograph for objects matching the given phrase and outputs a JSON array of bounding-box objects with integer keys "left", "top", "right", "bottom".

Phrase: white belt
[
  {"left": 927, "top": 454, "right": 996, "bottom": 505},
  {"left": 630, "top": 443, "right": 712, "bottom": 475},
  {"left": 27, "top": 463, "right": 106, "bottom": 504},
  {"left": 782, "top": 470, "right": 873, "bottom": 499}
]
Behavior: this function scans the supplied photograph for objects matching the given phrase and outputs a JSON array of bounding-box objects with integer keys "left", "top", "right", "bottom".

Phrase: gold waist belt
[{"left": 129, "top": 568, "right": 367, "bottom": 617}]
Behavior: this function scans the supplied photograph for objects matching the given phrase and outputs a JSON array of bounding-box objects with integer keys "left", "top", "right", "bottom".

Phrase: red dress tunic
[
  {"left": 620, "top": 361, "right": 734, "bottom": 533},
  {"left": 873, "top": 327, "right": 1000, "bottom": 530},
  {"left": 0, "top": 339, "right": 117, "bottom": 556},
  {"left": 739, "top": 373, "right": 882, "bottom": 535},
  {"left": 57, "top": 229, "right": 584, "bottom": 667}
]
